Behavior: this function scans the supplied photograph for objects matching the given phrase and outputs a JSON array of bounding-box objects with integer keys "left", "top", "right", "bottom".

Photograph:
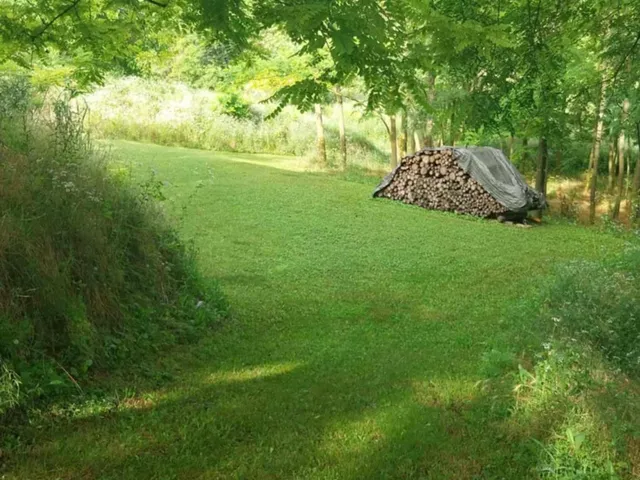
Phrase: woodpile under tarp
[{"left": 373, "top": 147, "right": 545, "bottom": 220}]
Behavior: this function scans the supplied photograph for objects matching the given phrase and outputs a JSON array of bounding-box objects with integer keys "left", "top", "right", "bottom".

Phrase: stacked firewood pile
[{"left": 376, "top": 148, "right": 508, "bottom": 218}]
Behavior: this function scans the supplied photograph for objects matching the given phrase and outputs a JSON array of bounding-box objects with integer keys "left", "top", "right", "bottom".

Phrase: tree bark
[
  {"left": 315, "top": 103, "right": 327, "bottom": 167},
  {"left": 408, "top": 129, "right": 416, "bottom": 155},
  {"left": 399, "top": 112, "right": 408, "bottom": 158},
  {"left": 336, "top": 88, "right": 347, "bottom": 170},
  {"left": 389, "top": 115, "right": 398, "bottom": 168},
  {"left": 633, "top": 122, "right": 640, "bottom": 198},
  {"left": 535, "top": 136, "right": 548, "bottom": 219},
  {"left": 587, "top": 109, "right": 600, "bottom": 171},
  {"left": 626, "top": 136, "right": 631, "bottom": 197},
  {"left": 448, "top": 106, "right": 456, "bottom": 146},
  {"left": 522, "top": 137, "right": 530, "bottom": 176},
  {"left": 612, "top": 98, "right": 630, "bottom": 220},
  {"left": 632, "top": 122, "right": 640, "bottom": 220},
  {"left": 414, "top": 131, "right": 424, "bottom": 151},
  {"left": 607, "top": 139, "right": 617, "bottom": 192},
  {"left": 589, "top": 75, "right": 607, "bottom": 224},
  {"left": 425, "top": 73, "right": 436, "bottom": 147}
]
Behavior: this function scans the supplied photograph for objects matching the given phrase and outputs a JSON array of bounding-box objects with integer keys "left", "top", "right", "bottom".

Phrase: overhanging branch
[{"left": 31, "top": 0, "right": 82, "bottom": 40}]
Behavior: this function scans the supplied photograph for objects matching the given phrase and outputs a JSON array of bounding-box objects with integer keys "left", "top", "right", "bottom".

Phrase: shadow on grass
[{"left": 4, "top": 338, "right": 561, "bottom": 480}]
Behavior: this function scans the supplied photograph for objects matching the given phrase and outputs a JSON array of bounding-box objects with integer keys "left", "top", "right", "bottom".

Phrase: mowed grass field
[{"left": 6, "top": 141, "right": 622, "bottom": 479}]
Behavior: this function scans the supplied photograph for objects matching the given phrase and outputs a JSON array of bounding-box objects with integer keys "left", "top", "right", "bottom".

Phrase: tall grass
[
  {"left": 0, "top": 77, "right": 226, "bottom": 415},
  {"left": 508, "top": 244, "right": 640, "bottom": 478},
  {"left": 85, "top": 77, "right": 390, "bottom": 170}
]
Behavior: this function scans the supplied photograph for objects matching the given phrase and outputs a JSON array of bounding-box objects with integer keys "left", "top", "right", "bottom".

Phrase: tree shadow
[{"left": 5, "top": 343, "right": 560, "bottom": 479}]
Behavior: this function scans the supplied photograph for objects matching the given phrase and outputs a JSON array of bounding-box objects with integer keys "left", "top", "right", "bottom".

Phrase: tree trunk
[
  {"left": 608, "top": 140, "right": 617, "bottom": 193},
  {"left": 315, "top": 103, "right": 327, "bottom": 167},
  {"left": 389, "top": 115, "right": 398, "bottom": 168},
  {"left": 336, "top": 88, "right": 347, "bottom": 170},
  {"left": 632, "top": 122, "right": 640, "bottom": 220},
  {"left": 414, "top": 131, "right": 424, "bottom": 151},
  {"left": 508, "top": 135, "right": 514, "bottom": 160},
  {"left": 626, "top": 136, "right": 631, "bottom": 197},
  {"left": 522, "top": 137, "right": 530, "bottom": 176},
  {"left": 633, "top": 122, "right": 640, "bottom": 198},
  {"left": 448, "top": 107, "right": 456, "bottom": 146},
  {"left": 399, "top": 112, "right": 408, "bottom": 158},
  {"left": 408, "top": 129, "right": 416, "bottom": 155},
  {"left": 425, "top": 73, "right": 436, "bottom": 147},
  {"left": 612, "top": 99, "right": 630, "bottom": 220},
  {"left": 587, "top": 108, "right": 600, "bottom": 171},
  {"left": 535, "top": 136, "right": 548, "bottom": 219},
  {"left": 589, "top": 75, "right": 607, "bottom": 224}
]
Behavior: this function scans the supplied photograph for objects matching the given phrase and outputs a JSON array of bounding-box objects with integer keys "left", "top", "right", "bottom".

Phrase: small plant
[{"left": 0, "top": 363, "right": 21, "bottom": 414}]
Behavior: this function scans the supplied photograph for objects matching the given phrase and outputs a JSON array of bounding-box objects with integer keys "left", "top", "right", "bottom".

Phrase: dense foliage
[
  {"left": 0, "top": 78, "right": 225, "bottom": 415},
  {"left": 2, "top": 1, "right": 640, "bottom": 209}
]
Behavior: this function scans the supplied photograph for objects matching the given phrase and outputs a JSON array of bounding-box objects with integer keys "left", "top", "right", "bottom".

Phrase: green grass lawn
[{"left": 5, "top": 141, "right": 623, "bottom": 479}]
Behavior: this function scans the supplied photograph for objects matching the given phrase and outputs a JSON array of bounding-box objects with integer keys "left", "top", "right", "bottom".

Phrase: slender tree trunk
[
  {"left": 587, "top": 110, "right": 600, "bottom": 171},
  {"left": 448, "top": 107, "right": 456, "bottom": 146},
  {"left": 589, "top": 75, "right": 608, "bottom": 224},
  {"left": 508, "top": 135, "right": 515, "bottom": 160},
  {"left": 608, "top": 139, "right": 617, "bottom": 192},
  {"left": 425, "top": 73, "right": 436, "bottom": 147},
  {"left": 389, "top": 115, "right": 398, "bottom": 168},
  {"left": 414, "top": 131, "right": 424, "bottom": 151},
  {"left": 633, "top": 122, "right": 640, "bottom": 198},
  {"left": 535, "top": 136, "right": 548, "bottom": 219},
  {"left": 626, "top": 136, "right": 631, "bottom": 198},
  {"left": 315, "top": 104, "right": 327, "bottom": 167},
  {"left": 399, "top": 112, "right": 408, "bottom": 158},
  {"left": 632, "top": 123, "right": 640, "bottom": 220},
  {"left": 336, "top": 87, "right": 347, "bottom": 170},
  {"left": 408, "top": 129, "right": 416, "bottom": 155},
  {"left": 522, "top": 137, "right": 530, "bottom": 176},
  {"left": 612, "top": 99, "right": 630, "bottom": 220}
]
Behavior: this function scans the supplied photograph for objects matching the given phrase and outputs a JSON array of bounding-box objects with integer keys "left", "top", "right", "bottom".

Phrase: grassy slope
[{"left": 5, "top": 141, "right": 622, "bottom": 479}]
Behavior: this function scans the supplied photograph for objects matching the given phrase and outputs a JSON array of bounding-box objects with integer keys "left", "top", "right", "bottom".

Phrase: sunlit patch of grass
[
  {"left": 206, "top": 362, "right": 302, "bottom": 384},
  {"left": 411, "top": 378, "right": 478, "bottom": 409}
]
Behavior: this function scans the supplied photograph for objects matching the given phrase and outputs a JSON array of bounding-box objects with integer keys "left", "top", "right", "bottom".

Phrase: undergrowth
[
  {"left": 84, "top": 77, "right": 390, "bottom": 169},
  {"left": 0, "top": 76, "right": 226, "bottom": 418},
  {"left": 507, "top": 245, "right": 640, "bottom": 478}
]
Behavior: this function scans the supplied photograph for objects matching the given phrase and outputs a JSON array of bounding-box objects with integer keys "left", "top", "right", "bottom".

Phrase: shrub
[
  {"left": 0, "top": 76, "right": 226, "bottom": 413},
  {"left": 218, "top": 93, "right": 254, "bottom": 120}
]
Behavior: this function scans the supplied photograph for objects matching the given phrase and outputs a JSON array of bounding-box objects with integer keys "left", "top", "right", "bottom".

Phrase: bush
[
  {"left": 218, "top": 93, "right": 254, "bottom": 120},
  {"left": 0, "top": 77, "right": 226, "bottom": 414}
]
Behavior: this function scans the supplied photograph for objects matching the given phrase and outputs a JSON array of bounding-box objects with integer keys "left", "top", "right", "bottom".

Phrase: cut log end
[{"left": 379, "top": 148, "right": 508, "bottom": 218}]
